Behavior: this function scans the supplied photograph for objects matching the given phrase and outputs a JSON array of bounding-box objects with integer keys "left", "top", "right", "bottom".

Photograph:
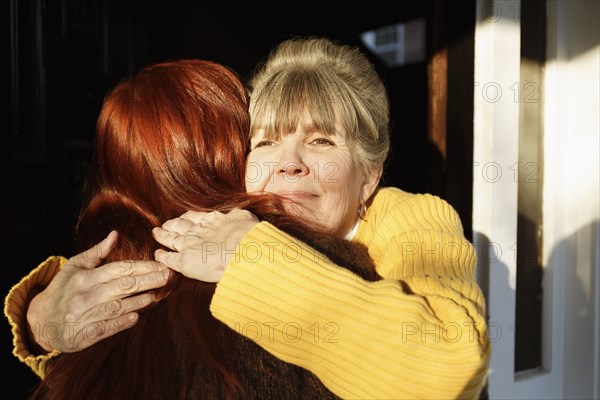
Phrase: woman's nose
[
  {"left": 278, "top": 147, "right": 309, "bottom": 177},
  {"left": 280, "top": 161, "right": 309, "bottom": 176}
]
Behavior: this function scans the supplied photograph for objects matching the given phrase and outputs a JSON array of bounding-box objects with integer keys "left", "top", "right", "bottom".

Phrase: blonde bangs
[{"left": 249, "top": 68, "right": 359, "bottom": 140}]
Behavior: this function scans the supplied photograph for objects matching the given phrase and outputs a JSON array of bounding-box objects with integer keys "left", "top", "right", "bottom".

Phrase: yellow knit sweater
[{"left": 4, "top": 187, "right": 490, "bottom": 399}]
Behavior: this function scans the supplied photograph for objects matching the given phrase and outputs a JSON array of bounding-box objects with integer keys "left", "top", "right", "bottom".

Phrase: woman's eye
[
  {"left": 253, "top": 140, "right": 276, "bottom": 148},
  {"left": 310, "top": 137, "right": 335, "bottom": 146}
]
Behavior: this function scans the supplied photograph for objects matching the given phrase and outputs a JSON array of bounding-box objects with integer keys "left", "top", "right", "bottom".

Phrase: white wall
[
  {"left": 544, "top": 1, "right": 600, "bottom": 398},
  {"left": 473, "top": 0, "right": 599, "bottom": 398}
]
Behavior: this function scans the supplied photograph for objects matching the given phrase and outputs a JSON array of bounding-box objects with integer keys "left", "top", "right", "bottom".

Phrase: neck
[{"left": 344, "top": 218, "right": 360, "bottom": 240}]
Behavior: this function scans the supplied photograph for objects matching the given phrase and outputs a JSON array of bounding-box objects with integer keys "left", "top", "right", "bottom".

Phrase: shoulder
[
  {"left": 367, "top": 187, "right": 464, "bottom": 234},
  {"left": 370, "top": 187, "right": 456, "bottom": 214}
]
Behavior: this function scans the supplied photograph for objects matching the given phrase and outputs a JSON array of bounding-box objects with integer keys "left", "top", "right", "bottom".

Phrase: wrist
[{"left": 27, "top": 294, "right": 55, "bottom": 354}]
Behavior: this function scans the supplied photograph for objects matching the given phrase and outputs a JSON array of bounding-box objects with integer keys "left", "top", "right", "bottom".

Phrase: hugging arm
[
  {"left": 4, "top": 231, "right": 170, "bottom": 378},
  {"left": 154, "top": 195, "right": 490, "bottom": 399},
  {"left": 208, "top": 222, "right": 489, "bottom": 399}
]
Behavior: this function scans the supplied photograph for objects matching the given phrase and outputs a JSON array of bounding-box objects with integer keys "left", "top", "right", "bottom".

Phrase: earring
[{"left": 358, "top": 201, "right": 367, "bottom": 220}]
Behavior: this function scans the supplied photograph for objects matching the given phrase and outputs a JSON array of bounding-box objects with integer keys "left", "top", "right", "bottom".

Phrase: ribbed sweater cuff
[{"left": 4, "top": 256, "right": 66, "bottom": 378}]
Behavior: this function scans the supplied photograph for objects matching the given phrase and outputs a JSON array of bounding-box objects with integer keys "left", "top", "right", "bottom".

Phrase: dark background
[{"left": 3, "top": 0, "right": 475, "bottom": 397}]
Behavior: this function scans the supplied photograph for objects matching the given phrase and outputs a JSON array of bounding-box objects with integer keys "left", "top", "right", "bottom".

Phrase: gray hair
[{"left": 248, "top": 36, "right": 390, "bottom": 175}]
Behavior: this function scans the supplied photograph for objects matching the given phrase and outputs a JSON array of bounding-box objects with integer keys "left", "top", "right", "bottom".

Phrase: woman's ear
[{"left": 360, "top": 165, "right": 383, "bottom": 202}]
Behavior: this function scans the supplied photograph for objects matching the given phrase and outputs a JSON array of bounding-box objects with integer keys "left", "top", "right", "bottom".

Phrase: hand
[
  {"left": 27, "top": 231, "right": 171, "bottom": 353},
  {"left": 153, "top": 209, "right": 259, "bottom": 282}
]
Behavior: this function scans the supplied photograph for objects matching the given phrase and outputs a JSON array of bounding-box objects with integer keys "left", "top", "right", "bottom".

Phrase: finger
[
  {"left": 161, "top": 217, "right": 194, "bottom": 233},
  {"left": 63, "top": 267, "right": 168, "bottom": 324},
  {"left": 202, "top": 210, "right": 223, "bottom": 221},
  {"left": 83, "top": 292, "right": 157, "bottom": 323},
  {"left": 179, "top": 210, "right": 207, "bottom": 223},
  {"left": 155, "top": 249, "right": 222, "bottom": 283},
  {"left": 152, "top": 227, "right": 181, "bottom": 250},
  {"left": 69, "top": 231, "right": 119, "bottom": 269},
  {"left": 230, "top": 208, "right": 257, "bottom": 220},
  {"left": 70, "top": 312, "right": 140, "bottom": 352},
  {"left": 89, "top": 259, "right": 169, "bottom": 284},
  {"left": 154, "top": 249, "right": 184, "bottom": 273},
  {"left": 98, "top": 269, "right": 171, "bottom": 300}
]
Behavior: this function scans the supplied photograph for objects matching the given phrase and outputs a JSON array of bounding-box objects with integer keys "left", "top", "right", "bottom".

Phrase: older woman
[
  {"left": 153, "top": 37, "right": 490, "bottom": 399},
  {"left": 6, "top": 37, "right": 489, "bottom": 399}
]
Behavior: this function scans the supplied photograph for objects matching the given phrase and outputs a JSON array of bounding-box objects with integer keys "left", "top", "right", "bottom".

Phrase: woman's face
[{"left": 245, "top": 114, "right": 380, "bottom": 237}]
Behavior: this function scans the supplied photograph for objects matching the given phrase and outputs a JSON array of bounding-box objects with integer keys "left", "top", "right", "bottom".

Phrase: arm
[
  {"left": 3, "top": 231, "right": 170, "bottom": 378},
  {"left": 154, "top": 200, "right": 489, "bottom": 399},
  {"left": 210, "top": 222, "right": 489, "bottom": 400}
]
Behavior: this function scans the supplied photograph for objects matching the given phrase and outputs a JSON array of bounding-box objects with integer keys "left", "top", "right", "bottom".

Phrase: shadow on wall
[
  {"left": 554, "top": 220, "right": 599, "bottom": 398},
  {"left": 475, "top": 220, "right": 599, "bottom": 399}
]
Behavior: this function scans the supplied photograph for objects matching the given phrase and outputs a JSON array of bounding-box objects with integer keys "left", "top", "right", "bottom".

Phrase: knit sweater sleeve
[
  {"left": 4, "top": 256, "right": 66, "bottom": 378},
  {"left": 210, "top": 189, "right": 490, "bottom": 399}
]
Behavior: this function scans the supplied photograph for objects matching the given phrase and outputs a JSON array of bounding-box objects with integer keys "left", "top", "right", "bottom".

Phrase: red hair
[{"left": 30, "top": 60, "right": 377, "bottom": 400}]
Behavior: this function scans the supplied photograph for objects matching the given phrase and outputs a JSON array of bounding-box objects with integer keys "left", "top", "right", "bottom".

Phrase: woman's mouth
[{"left": 276, "top": 191, "right": 317, "bottom": 199}]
